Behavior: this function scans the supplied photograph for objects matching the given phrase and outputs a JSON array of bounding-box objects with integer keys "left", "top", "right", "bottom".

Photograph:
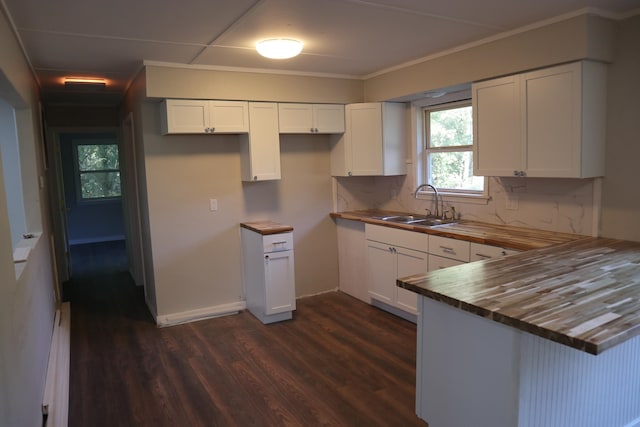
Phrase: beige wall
[
  {"left": 139, "top": 101, "right": 338, "bottom": 318},
  {"left": 0, "top": 7, "right": 56, "bottom": 427},
  {"left": 600, "top": 15, "right": 640, "bottom": 241},
  {"left": 365, "top": 14, "right": 614, "bottom": 102},
  {"left": 145, "top": 65, "right": 364, "bottom": 104}
]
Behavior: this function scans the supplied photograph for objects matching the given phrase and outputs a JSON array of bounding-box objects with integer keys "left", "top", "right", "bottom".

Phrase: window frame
[
  {"left": 72, "top": 139, "right": 122, "bottom": 204},
  {"left": 413, "top": 96, "right": 489, "bottom": 205}
]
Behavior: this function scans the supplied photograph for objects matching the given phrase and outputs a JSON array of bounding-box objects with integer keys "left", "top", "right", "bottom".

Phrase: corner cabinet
[
  {"left": 473, "top": 61, "right": 607, "bottom": 178},
  {"left": 365, "top": 224, "right": 428, "bottom": 317},
  {"left": 278, "top": 103, "right": 345, "bottom": 134},
  {"left": 160, "top": 99, "right": 249, "bottom": 134},
  {"left": 240, "top": 102, "right": 281, "bottom": 181},
  {"left": 331, "top": 102, "right": 407, "bottom": 177}
]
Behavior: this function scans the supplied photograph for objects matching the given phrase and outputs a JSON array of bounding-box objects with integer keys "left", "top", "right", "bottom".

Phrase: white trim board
[{"left": 156, "top": 301, "right": 246, "bottom": 327}]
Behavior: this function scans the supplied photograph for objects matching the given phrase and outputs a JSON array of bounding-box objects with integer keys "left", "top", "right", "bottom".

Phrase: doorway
[{"left": 57, "top": 131, "right": 128, "bottom": 278}]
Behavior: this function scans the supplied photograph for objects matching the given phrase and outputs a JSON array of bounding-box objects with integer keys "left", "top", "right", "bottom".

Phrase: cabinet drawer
[
  {"left": 263, "top": 232, "right": 294, "bottom": 252},
  {"left": 365, "top": 224, "right": 428, "bottom": 252},
  {"left": 429, "top": 236, "right": 470, "bottom": 262},
  {"left": 428, "top": 254, "right": 465, "bottom": 270},
  {"left": 469, "top": 242, "right": 520, "bottom": 262}
]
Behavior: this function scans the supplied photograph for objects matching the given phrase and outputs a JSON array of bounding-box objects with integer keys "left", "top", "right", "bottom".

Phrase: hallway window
[{"left": 75, "top": 143, "right": 121, "bottom": 200}]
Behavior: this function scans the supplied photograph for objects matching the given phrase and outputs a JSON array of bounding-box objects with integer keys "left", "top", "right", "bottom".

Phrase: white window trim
[{"left": 411, "top": 94, "right": 490, "bottom": 206}]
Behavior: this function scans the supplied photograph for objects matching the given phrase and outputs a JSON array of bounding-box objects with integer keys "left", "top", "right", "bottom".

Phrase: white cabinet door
[
  {"left": 349, "top": 103, "right": 383, "bottom": 175},
  {"left": 160, "top": 99, "right": 249, "bottom": 134},
  {"left": 210, "top": 101, "right": 249, "bottom": 133},
  {"left": 367, "top": 240, "right": 395, "bottom": 305},
  {"left": 161, "top": 99, "right": 209, "bottom": 134},
  {"left": 331, "top": 102, "right": 406, "bottom": 177},
  {"left": 264, "top": 249, "right": 296, "bottom": 315},
  {"left": 241, "top": 102, "right": 281, "bottom": 181},
  {"left": 395, "top": 246, "right": 426, "bottom": 315},
  {"left": 278, "top": 103, "right": 345, "bottom": 133},
  {"left": 313, "top": 104, "right": 345, "bottom": 133},
  {"left": 472, "top": 76, "right": 522, "bottom": 177},
  {"left": 473, "top": 61, "right": 606, "bottom": 178},
  {"left": 278, "top": 103, "right": 314, "bottom": 133}
]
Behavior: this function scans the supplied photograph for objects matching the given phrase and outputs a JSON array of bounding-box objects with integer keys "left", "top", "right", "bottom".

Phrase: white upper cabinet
[
  {"left": 240, "top": 102, "right": 281, "bottom": 182},
  {"left": 473, "top": 61, "right": 607, "bottom": 178},
  {"left": 331, "top": 102, "right": 407, "bottom": 177},
  {"left": 160, "top": 99, "right": 249, "bottom": 134},
  {"left": 278, "top": 103, "right": 345, "bottom": 134}
]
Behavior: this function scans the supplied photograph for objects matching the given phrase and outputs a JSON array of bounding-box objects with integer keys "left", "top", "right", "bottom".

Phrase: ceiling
[{"left": 2, "top": 0, "right": 639, "bottom": 106}]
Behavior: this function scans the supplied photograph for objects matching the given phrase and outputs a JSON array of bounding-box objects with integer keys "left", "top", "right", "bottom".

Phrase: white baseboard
[
  {"left": 156, "top": 301, "right": 246, "bottom": 327},
  {"left": 43, "top": 302, "right": 70, "bottom": 427}
]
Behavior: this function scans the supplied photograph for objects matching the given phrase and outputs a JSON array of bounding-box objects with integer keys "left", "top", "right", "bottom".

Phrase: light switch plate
[{"left": 209, "top": 198, "right": 218, "bottom": 211}]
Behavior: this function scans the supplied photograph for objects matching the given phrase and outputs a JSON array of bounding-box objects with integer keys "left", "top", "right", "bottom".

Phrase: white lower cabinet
[
  {"left": 241, "top": 228, "right": 296, "bottom": 324},
  {"left": 365, "top": 224, "right": 428, "bottom": 316},
  {"left": 352, "top": 221, "right": 523, "bottom": 321}
]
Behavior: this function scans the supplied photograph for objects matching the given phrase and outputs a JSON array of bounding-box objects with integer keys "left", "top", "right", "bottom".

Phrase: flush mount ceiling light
[{"left": 256, "top": 39, "right": 303, "bottom": 59}]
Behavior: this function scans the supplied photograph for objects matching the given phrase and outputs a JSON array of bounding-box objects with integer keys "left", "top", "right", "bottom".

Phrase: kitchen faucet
[{"left": 414, "top": 184, "right": 443, "bottom": 219}]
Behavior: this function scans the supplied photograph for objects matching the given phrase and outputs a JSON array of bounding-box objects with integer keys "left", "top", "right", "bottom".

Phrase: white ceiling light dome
[{"left": 256, "top": 39, "right": 303, "bottom": 59}]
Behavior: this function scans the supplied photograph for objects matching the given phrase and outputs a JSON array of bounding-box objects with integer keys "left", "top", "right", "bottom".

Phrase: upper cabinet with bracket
[
  {"left": 278, "top": 103, "right": 345, "bottom": 134},
  {"left": 331, "top": 102, "right": 407, "bottom": 176},
  {"left": 472, "top": 61, "right": 607, "bottom": 178},
  {"left": 160, "top": 99, "right": 249, "bottom": 134}
]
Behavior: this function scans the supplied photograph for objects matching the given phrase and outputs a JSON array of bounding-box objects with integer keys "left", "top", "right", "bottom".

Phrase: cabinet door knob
[
  {"left": 520, "top": 171, "right": 526, "bottom": 177},
  {"left": 348, "top": 171, "right": 353, "bottom": 176},
  {"left": 513, "top": 170, "right": 519, "bottom": 176},
  {"left": 253, "top": 176, "right": 258, "bottom": 181}
]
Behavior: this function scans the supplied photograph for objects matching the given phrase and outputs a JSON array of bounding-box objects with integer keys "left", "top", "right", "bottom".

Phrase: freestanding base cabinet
[{"left": 241, "top": 222, "right": 296, "bottom": 324}]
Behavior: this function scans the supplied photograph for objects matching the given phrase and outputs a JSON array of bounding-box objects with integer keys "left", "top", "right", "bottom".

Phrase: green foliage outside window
[
  {"left": 427, "top": 105, "right": 484, "bottom": 192},
  {"left": 77, "top": 144, "right": 121, "bottom": 200}
]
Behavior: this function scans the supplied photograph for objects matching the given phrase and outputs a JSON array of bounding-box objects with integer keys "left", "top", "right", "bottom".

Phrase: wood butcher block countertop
[
  {"left": 240, "top": 221, "right": 293, "bottom": 235},
  {"left": 399, "top": 238, "right": 640, "bottom": 355},
  {"left": 330, "top": 210, "right": 586, "bottom": 250}
]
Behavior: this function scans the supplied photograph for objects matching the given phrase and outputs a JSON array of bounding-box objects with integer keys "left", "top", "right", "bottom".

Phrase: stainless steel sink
[{"left": 373, "top": 214, "right": 456, "bottom": 226}]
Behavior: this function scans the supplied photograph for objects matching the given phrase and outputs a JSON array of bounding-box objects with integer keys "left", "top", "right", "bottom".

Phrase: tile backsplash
[{"left": 335, "top": 173, "right": 596, "bottom": 235}]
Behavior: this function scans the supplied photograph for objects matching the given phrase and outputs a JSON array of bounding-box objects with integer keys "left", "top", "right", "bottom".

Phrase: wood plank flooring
[{"left": 67, "top": 273, "right": 427, "bottom": 427}]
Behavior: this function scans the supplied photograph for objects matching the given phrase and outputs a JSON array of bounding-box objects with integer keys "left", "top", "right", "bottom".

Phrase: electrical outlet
[{"left": 209, "top": 198, "right": 218, "bottom": 212}]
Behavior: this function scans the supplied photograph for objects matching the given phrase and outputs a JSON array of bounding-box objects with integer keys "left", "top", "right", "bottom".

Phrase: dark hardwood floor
[{"left": 67, "top": 269, "right": 427, "bottom": 426}]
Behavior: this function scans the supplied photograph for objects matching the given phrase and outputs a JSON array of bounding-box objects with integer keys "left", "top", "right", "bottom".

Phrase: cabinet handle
[
  {"left": 440, "top": 246, "right": 455, "bottom": 254},
  {"left": 265, "top": 255, "right": 269, "bottom": 260},
  {"left": 520, "top": 171, "right": 526, "bottom": 177},
  {"left": 501, "top": 250, "right": 507, "bottom": 256},
  {"left": 253, "top": 176, "right": 258, "bottom": 181},
  {"left": 348, "top": 171, "right": 353, "bottom": 176},
  {"left": 475, "top": 253, "right": 492, "bottom": 259}
]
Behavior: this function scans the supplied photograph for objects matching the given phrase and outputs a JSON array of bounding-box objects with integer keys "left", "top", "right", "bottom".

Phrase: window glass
[
  {"left": 424, "top": 103, "right": 484, "bottom": 194},
  {"left": 76, "top": 144, "right": 121, "bottom": 200}
]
